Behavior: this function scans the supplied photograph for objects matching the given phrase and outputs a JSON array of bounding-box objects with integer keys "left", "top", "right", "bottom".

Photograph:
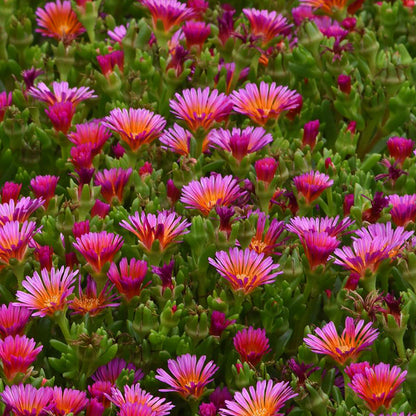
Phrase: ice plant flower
[
  {"left": 387, "top": 137, "right": 414, "bottom": 165},
  {"left": 348, "top": 363, "right": 407, "bottom": 412},
  {"left": 170, "top": 87, "right": 233, "bottom": 132},
  {"left": 152, "top": 259, "right": 175, "bottom": 292},
  {"left": 1, "top": 384, "right": 53, "bottom": 416},
  {"left": 209, "top": 247, "right": 282, "bottom": 294},
  {"left": 14, "top": 267, "right": 77, "bottom": 317},
  {"left": 94, "top": 168, "right": 133, "bottom": 204},
  {"left": 97, "top": 50, "right": 124, "bottom": 76},
  {"left": 35, "top": 0, "right": 85, "bottom": 44},
  {"left": 108, "top": 258, "right": 149, "bottom": 300},
  {"left": 118, "top": 403, "right": 157, "bottom": 416},
  {"left": 120, "top": 210, "right": 190, "bottom": 252},
  {"left": 293, "top": 171, "right": 333, "bottom": 204},
  {"left": 73, "top": 231, "right": 123, "bottom": 273},
  {"left": 139, "top": 0, "right": 197, "bottom": 32},
  {"left": 231, "top": 82, "right": 302, "bottom": 126},
  {"left": 254, "top": 157, "right": 278, "bottom": 186},
  {"left": 299, "top": 0, "right": 349, "bottom": 16},
  {"left": 93, "top": 358, "right": 144, "bottom": 384},
  {"left": 1, "top": 182, "right": 22, "bottom": 203},
  {"left": 302, "top": 120, "right": 320, "bottom": 149},
  {"left": 233, "top": 327, "right": 271, "bottom": 366},
  {"left": 248, "top": 213, "right": 285, "bottom": 256},
  {"left": 155, "top": 354, "right": 218, "bottom": 399},
  {"left": 108, "top": 383, "right": 174, "bottom": 415},
  {"left": 0, "top": 197, "right": 44, "bottom": 226},
  {"left": 219, "top": 380, "right": 297, "bottom": 416},
  {"left": 45, "top": 101, "right": 76, "bottom": 134},
  {"left": 304, "top": 317, "right": 378, "bottom": 365},
  {"left": 30, "top": 175, "right": 59, "bottom": 209},
  {"left": 210, "top": 311, "right": 236, "bottom": 336},
  {"left": 0, "top": 91, "right": 12, "bottom": 122},
  {"left": 182, "top": 21, "right": 211, "bottom": 50},
  {"left": 287, "top": 215, "right": 354, "bottom": 238},
  {"left": 242, "top": 9, "right": 292, "bottom": 45},
  {"left": 180, "top": 174, "right": 245, "bottom": 216},
  {"left": 388, "top": 194, "right": 416, "bottom": 227},
  {"left": 108, "top": 24, "right": 128, "bottom": 43},
  {"left": 0, "top": 304, "right": 31, "bottom": 339},
  {"left": 68, "top": 121, "right": 111, "bottom": 154},
  {"left": 159, "top": 123, "right": 193, "bottom": 156},
  {"left": 51, "top": 387, "right": 88, "bottom": 416},
  {"left": 0, "top": 335, "right": 43, "bottom": 382},
  {"left": 208, "top": 127, "right": 273, "bottom": 163},
  {"left": 102, "top": 108, "right": 166, "bottom": 152}
]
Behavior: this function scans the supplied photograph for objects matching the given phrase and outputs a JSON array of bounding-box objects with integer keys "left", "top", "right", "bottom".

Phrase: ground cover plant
[{"left": 1, "top": 0, "right": 416, "bottom": 415}]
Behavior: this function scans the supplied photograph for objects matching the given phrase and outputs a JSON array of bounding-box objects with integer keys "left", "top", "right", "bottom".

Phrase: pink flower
[
  {"left": 92, "top": 358, "right": 144, "bottom": 384},
  {"left": 94, "top": 168, "right": 132, "bottom": 204},
  {"left": 182, "top": 21, "right": 210, "bottom": 49},
  {"left": 0, "top": 304, "right": 31, "bottom": 339},
  {"left": 293, "top": 170, "right": 333, "bottom": 204},
  {"left": 0, "top": 91, "right": 12, "bottom": 122},
  {"left": 30, "top": 175, "right": 59, "bottom": 209},
  {"left": 97, "top": 50, "right": 124, "bottom": 76},
  {"left": 108, "top": 24, "right": 128, "bottom": 44},
  {"left": 51, "top": 387, "right": 88, "bottom": 416},
  {"left": 209, "top": 311, "right": 235, "bottom": 336},
  {"left": 159, "top": 123, "right": 193, "bottom": 156},
  {"left": 233, "top": 327, "right": 271, "bottom": 366},
  {"left": 68, "top": 121, "right": 111, "bottom": 154},
  {"left": 1, "top": 182, "right": 22, "bottom": 203},
  {"left": 387, "top": 136, "right": 414, "bottom": 165},
  {"left": 0, "top": 197, "right": 44, "bottom": 226},
  {"left": 388, "top": 194, "right": 416, "bottom": 227},
  {"left": 45, "top": 101, "right": 75, "bottom": 133}
]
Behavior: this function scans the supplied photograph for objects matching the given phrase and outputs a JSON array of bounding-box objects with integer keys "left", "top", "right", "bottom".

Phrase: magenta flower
[
  {"left": 209, "top": 247, "right": 282, "bottom": 294},
  {"left": 22, "top": 68, "right": 44, "bottom": 93},
  {"left": 30, "top": 175, "right": 59, "bottom": 209},
  {"left": 387, "top": 136, "right": 414, "bottom": 165},
  {"left": 231, "top": 82, "right": 301, "bottom": 126},
  {"left": 219, "top": 380, "right": 297, "bottom": 416},
  {"left": 108, "top": 24, "right": 128, "bottom": 43},
  {"left": 91, "top": 199, "right": 111, "bottom": 218},
  {"left": 0, "top": 197, "right": 44, "bottom": 226},
  {"left": 293, "top": 170, "right": 333, "bottom": 204},
  {"left": 159, "top": 123, "right": 193, "bottom": 156},
  {"left": 338, "top": 74, "right": 351, "bottom": 94},
  {"left": 1, "top": 182, "right": 22, "bottom": 203},
  {"left": 170, "top": 87, "right": 233, "bottom": 132},
  {"left": 208, "top": 127, "right": 273, "bottom": 163},
  {"left": 92, "top": 358, "right": 144, "bottom": 384},
  {"left": 68, "top": 121, "right": 111, "bottom": 154},
  {"left": 73, "top": 231, "right": 123, "bottom": 273},
  {"left": 120, "top": 210, "right": 190, "bottom": 252},
  {"left": 155, "top": 354, "right": 218, "bottom": 399},
  {"left": 34, "top": 245, "right": 54, "bottom": 271},
  {"left": 108, "top": 258, "right": 149, "bottom": 300},
  {"left": 0, "top": 91, "right": 12, "bottom": 122},
  {"left": 94, "top": 168, "right": 133, "bottom": 204},
  {"left": 45, "top": 101, "right": 76, "bottom": 134},
  {"left": 304, "top": 317, "right": 378, "bottom": 365},
  {"left": 97, "top": 50, "right": 124, "bottom": 76},
  {"left": 51, "top": 387, "right": 88, "bottom": 416},
  {"left": 180, "top": 174, "right": 245, "bottom": 216},
  {"left": 233, "top": 327, "right": 271, "bottom": 366},
  {"left": 302, "top": 120, "right": 320, "bottom": 149},
  {"left": 118, "top": 403, "right": 158, "bottom": 416},
  {"left": 209, "top": 311, "right": 235, "bottom": 336},
  {"left": 388, "top": 194, "right": 416, "bottom": 227},
  {"left": 182, "top": 20, "right": 211, "bottom": 49},
  {"left": 287, "top": 216, "right": 354, "bottom": 238},
  {"left": 254, "top": 157, "right": 278, "bottom": 186},
  {"left": 0, "top": 304, "right": 31, "bottom": 339},
  {"left": 152, "top": 259, "right": 175, "bottom": 292}
]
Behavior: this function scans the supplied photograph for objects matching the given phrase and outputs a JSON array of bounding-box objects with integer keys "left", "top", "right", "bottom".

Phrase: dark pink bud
[
  {"left": 387, "top": 136, "right": 414, "bottom": 164},
  {"left": 347, "top": 121, "right": 356, "bottom": 133},
  {"left": 91, "top": 199, "right": 110, "bottom": 218},
  {"left": 166, "top": 179, "right": 181, "bottom": 206},
  {"left": 338, "top": 74, "right": 351, "bottom": 94},
  {"left": 1, "top": 182, "right": 22, "bottom": 203},
  {"left": 199, "top": 403, "right": 216, "bottom": 416},
  {"left": 139, "top": 162, "right": 153, "bottom": 178},
  {"left": 45, "top": 102, "right": 75, "bottom": 134},
  {"left": 65, "top": 252, "right": 79, "bottom": 269},
  {"left": 112, "top": 143, "right": 126, "bottom": 159},
  {"left": 341, "top": 17, "right": 356, "bottom": 30},
  {"left": 254, "top": 157, "right": 278, "bottom": 185},
  {"left": 73, "top": 220, "right": 90, "bottom": 239},
  {"left": 35, "top": 245, "right": 53, "bottom": 271},
  {"left": 302, "top": 120, "right": 320, "bottom": 149},
  {"left": 325, "top": 157, "right": 335, "bottom": 169},
  {"left": 343, "top": 194, "right": 354, "bottom": 216},
  {"left": 30, "top": 175, "right": 59, "bottom": 209}
]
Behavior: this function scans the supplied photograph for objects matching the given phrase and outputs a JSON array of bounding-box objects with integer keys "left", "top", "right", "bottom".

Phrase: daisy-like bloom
[
  {"left": 388, "top": 194, "right": 416, "bottom": 227},
  {"left": 94, "top": 168, "right": 133, "bottom": 204},
  {"left": 182, "top": 21, "right": 211, "bottom": 50},
  {"left": 119, "top": 403, "right": 157, "bottom": 416},
  {"left": 242, "top": 9, "right": 292, "bottom": 45},
  {"left": 155, "top": 354, "right": 218, "bottom": 399},
  {"left": 1, "top": 182, "right": 22, "bottom": 203},
  {"left": 159, "top": 123, "right": 193, "bottom": 156},
  {"left": 109, "top": 384, "right": 174, "bottom": 416},
  {"left": 219, "top": 379, "right": 297, "bottom": 416},
  {"left": 387, "top": 137, "right": 414, "bottom": 165},
  {"left": 51, "top": 387, "right": 88, "bottom": 416},
  {"left": 45, "top": 101, "right": 76, "bottom": 134},
  {"left": 293, "top": 171, "right": 333, "bottom": 204},
  {"left": 180, "top": 174, "right": 245, "bottom": 216},
  {"left": 248, "top": 213, "right": 285, "bottom": 256},
  {"left": 287, "top": 215, "right": 354, "bottom": 238},
  {"left": 14, "top": 267, "right": 77, "bottom": 317},
  {"left": 102, "top": 108, "right": 166, "bottom": 152},
  {"left": 210, "top": 311, "right": 236, "bottom": 336},
  {"left": 70, "top": 275, "right": 120, "bottom": 316},
  {"left": 29, "top": 81, "right": 96, "bottom": 107},
  {"left": 93, "top": 358, "right": 144, "bottom": 385},
  {"left": 30, "top": 175, "right": 59, "bottom": 209},
  {"left": 0, "top": 197, "right": 44, "bottom": 226},
  {"left": 73, "top": 231, "right": 123, "bottom": 273},
  {"left": 348, "top": 363, "right": 407, "bottom": 412},
  {"left": 1, "top": 384, "right": 53, "bottom": 416},
  {"left": 170, "top": 87, "right": 233, "bottom": 132},
  {"left": 97, "top": 50, "right": 125, "bottom": 76},
  {"left": 35, "top": 0, "right": 85, "bottom": 44},
  {"left": 0, "top": 335, "right": 43, "bottom": 382},
  {"left": 231, "top": 82, "right": 301, "bottom": 126},
  {"left": 233, "top": 327, "right": 271, "bottom": 366},
  {"left": 0, "top": 221, "right": 38, "bottom": 270},
  {"left": 139, "top": 0, "right": 197, "bottom": 32},
  {"left": 208, "top": 127, "right": 273, "bottom": 164},
  {"left": 299, "top": 0, "right": 349, "bottom": 16},
  {"left": 108, "top": 24, "right": 128, "bottom": 44},
  {"left": 209, "top": 247, "right": 282, "bottom": 295},
  {"left": 304, "top": 316, "right": 378, "bottom": 365},
  {"left": 0, "top": 304, "right": 31, "bottom": 339},
  {"left": 108, "top": 258, "right": 149, "bottom": 300},
  {"left": 89, "top": 381, "right": 112, "bottom": 407},
  {"left": 120, "top": 210, "right": 190, "bottom": 252},
  {"left": 0, "top": 91, "right": 12, "bottom": 122},
  {"left": 68, "top": 121, "right": 111, "bottom": 154},
  {"left": 345, "top": 361, "right": 371, "bottom": 380}
]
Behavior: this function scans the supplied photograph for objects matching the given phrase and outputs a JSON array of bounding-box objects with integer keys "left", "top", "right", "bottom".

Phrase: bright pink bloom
[
  {"left": 155, "top": 354, "right": 218, "bottom": 399},
  {"left": 68, "top": 121, "right": 111, "bottom": 154},
  {"left": 52, "top": 387, "right": 88, "bottom": 416},
  {"left": 1, "top": 182, "right": 22, "bottom": 203},
  {"left": 231, "top": 82, "right": 301, "bottom": 126},
  {"left": 119, "top": 403, "right": 157, "bottom": 416},
  {"left": 0, "top": 91, "right": 12, "bottom": 122},
  {"left": 70, "top": 145, "right": 94, "bottom": 172},
  {"left": 209, "top": 247, "right": 282, "bottom": 294},
  {"left": 219, "top": 380, "right": 297, "bottom": 416},
  {"left": 199, "top": 403, "right": 216, "bottom": 416},
  {"left": 389, "top": 194, "right": 416, "bottom": 227},
  {"left": 293, "top": 170, "right": 333, "bottom": 204},
  {"left": 102, "top": 108, "right": 166, "bottom": 152},
  {"left": 94, "top": 168, "right": 133, "bottom": 204},
  {"left": 0, "top": 197, "right": 44, "bottom": 226},
  {"left": 209, "top": 311, "right": 235, "bottom": 336},
  {"left": 0, "top": 304, "right": 31, "bottom": 339},
  {"left": 345, "top": 361, "right": 371, "bottom": 379},
  {"left": 73, "top": 231, "right": 123, "bottom": 273},
  {"left": 387, "top": 137, "right": 414, "bottom": 165},
  {"left": 14, "top": 266, "right": 77, "bottom": 317},
  {"left": 170, "top": 87, "right": 233, "bottom": 132},
  {"left": 86, "top": 398, "right": 105, "bottom": 416},
  {"left": 45, "top": 101, "right": 76, "bottom": 133},
  {"left": 300, "top": 231, "right": 340, "bottom": 269},
  {"left": 91, "top": 199, "right": 111, "bottom": 218},
  {"left": 92, "top": 358, "right": 144, "bottom": 384},
  {"left": 152, "top": 259, "right": 175, "bottom": 292},
  {"left": 187, "top": 0, "right": 208, "bottom": 18},
  {"left": 302, "top": 120, "right": 320, "bottom": 149},
  {"left": 120, "top": 210, "right": 190, "bottom": 252},
  {"left": 299, "top": 0, "right": 350, "bottom": 15},
  {"left": 108, "top": 258, "right": 149, "bottom": 300},
  {"left": 159, "top": 123, "right": 193, "bottom": 156},
  {"left": 139, "top": 162, "right": 153, "bottom": 178},
  {"left": 88, "top": 381, "right": 112, "bottom": 407},
  {"left": 108, "top": 24, "right": 128, "bottom": 44},
  {"left": 254, "top": 157, "right": 278, "bottom": 186},
  {"left": 182, "top": 21, "right": 210, "bottom": 49},
  {"left": 233, "top": 327, "right": 271, "bottom": 366},
  {"left": 97, "top": 50, "right": 124, "bottom": 76},
  {"left": 338, "top": 74, "right": 351, "bottom": 94},
  {"left": 180, "top": 174, "right": 245, "bottom": 216},
  {"left": 287, "top": 216, "right": 354, "bottom": 238},
  {"left": 73, "top": 220, "right": 90, "bottom": 239},
  {"left": 30, "top": 175, "right": 59, "bottom": 209},
  {"left": 34, "top": 245, "right": 54, "bottom": 271}
]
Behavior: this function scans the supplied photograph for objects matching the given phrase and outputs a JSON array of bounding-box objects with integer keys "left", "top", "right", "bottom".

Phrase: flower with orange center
[
  {"left": 35, "top": 0, "right": 85, "bottom": 44},
  {"left": 180, "top": 174, "right": 245, "bottom": 216},
  {"left": 293, "top": 170, "right": 333, "bottom": 204},
  {"left": 120, "top": 210, "right": 190, "bottom": 252},
  {"left": 159, "top": 123, "right": 194, "bottom": 156},
  {"left": 155, "top": 354, "right": 218, "bottom": 399},
  {"left": 73, "top": 231, "right": 124, "bottom": 273},
  {"left": 0, "top": 304, "right": 31, "bottom": 339},
  {"left": 0, "top": 197, "right": 44, "bottom": 226},
  {"left": 68, "top": 121, "right": 111, "bottom": 154},
  {"left": 230, "top": 82, "right": 302, "bottom": 126},
  {"left": 102, "top": 108, "right": 166, "bottom": 152},
  {"left": 14, "top": 267, "right": 78, "bottom": 317},
  {"left": 304, "top": 316, "right": 378, "bottom": 365},
  {"left": 219, "top": 380, "right": 297, "bottom": 416},
  {"left": 209, "top": 247, "right": 282, "bottom": 294},
  {"left": 299, "top": 0, "right": 349, "bottom": 15},
  {"left": 94, "top": 168, "right": 133, "bottom": 204},
  {"left": 51, "top": 387, "right": 88, "bottom": 416},
  {"left": 233, "top": 327, "right": 271, "bottom": 366},
  {"left": 170, "top": 87, "right": 233, "bottom": 132}
]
